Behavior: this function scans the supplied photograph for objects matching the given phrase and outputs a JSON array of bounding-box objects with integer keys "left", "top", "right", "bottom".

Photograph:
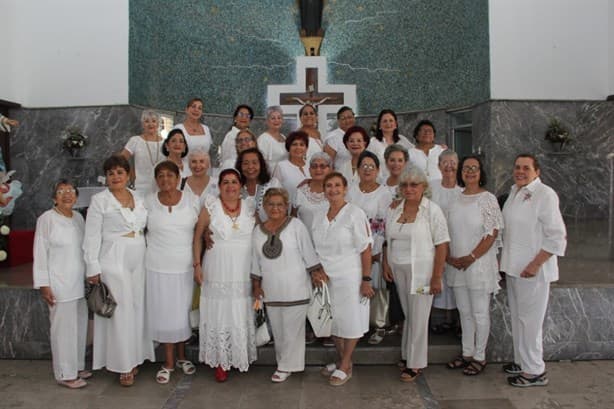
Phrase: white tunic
[
  {"left": 446, "top": 191, "right": 503, "bottom": 292},
  {"left": 408, "top": 145, "right": 445, "bottom": 181},
  {"left": 241, "top": 177, "right": 282, "bottom": 222},
  {"left": 219, "top": 126, "right": 240, "bottom": 165},
  {"left": 385, "top": 197, "right": 450, "bottom": 293},
  {"left": 199, "top": 198, "right": 257, "bottom": 371},
  {"left": 337, "top": 159, "right": 360, "bottom": 187},
  {"left": 33, "top": 209, "right": 85, "bottom": 302},
  {"left": 251, "top": 218, "right": 319, "bottom": 304},
  {"left": 124, "top": 135, "right": 163, "bottom": 195},
  {"left": 293, "top": 184, "right": 328, "bottom": 242},
  {"left": 258, "top": 132, "right": 287, "bottom": 174},
  {"left": 312, "top": 203, "right": 373, "bottom": 338},
  {"left": 325, "top": 128, "right": 351, "bottom": 170},
  {"left": 500, "top": 178, "right": 567, "bottom": 283},
  {"left": 173, "top": 123, "right": 213, "bottom": 167},
  {"left": 272, "top": 160, "right": 310, "bottom": 201}
]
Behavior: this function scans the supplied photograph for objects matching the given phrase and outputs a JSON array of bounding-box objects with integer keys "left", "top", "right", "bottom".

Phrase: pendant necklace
[{"left": 222, "top": 199, "right": 241, "bottom": 230}]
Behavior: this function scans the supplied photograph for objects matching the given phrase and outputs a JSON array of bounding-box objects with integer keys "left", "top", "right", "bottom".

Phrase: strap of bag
[{"left": 180, "top": 177, "right": 188, "bottom": 191}]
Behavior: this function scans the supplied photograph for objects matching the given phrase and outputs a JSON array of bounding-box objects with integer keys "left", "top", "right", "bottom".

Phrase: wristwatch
[{"left": 362, "top": 276, "right": 372, "bottom": 282}]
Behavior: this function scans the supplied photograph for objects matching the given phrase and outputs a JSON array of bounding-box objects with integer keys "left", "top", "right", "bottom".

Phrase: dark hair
[
  {"left": 233, "top": 104, "right": 254, "bottom": 120},
  {"left": 384, "top": 144, "right": 409, "bottom": 162},
  {"left": 217, "top": 167, "right": 242, "bottom": 187},
  {"left": 154, "top": 160, "right": 180, "bottom": 178},
  {"left": 299, "top": 104, "right": 317, "bottom": 117},
  {"left": 514, "top": 153, "right": 540, "bottom": 171},
  {"left": 457, "top": 155, "right": 487, "bottom": 187},
  {"left": 357, "top": 150, "right": 380, "bottom": 169},
  {"left": 337, "top": 106, "right": 354, "bottom": 119},
  {"left": 342, "top": 126, "right": 370, "bottom": 148},
  {"left": 162, "top": 129, "right": 188, "bottom": 158},
  {"left": 323, "top": 171, "right": 348, "bottom": 187},
  {"left": 285, "top": 130, "right": 309, "bottom": 151},
  {"left": 236, "top": 147, "right": 271, "bottom": 185},
  {"left": 52, "top": 179, "right": 79, "bottom": 198},
  {"left": 375, "top": 109, "right": 399, "bottom": 142},
  {"left": 186, "top": 97, "right": 204, "bottom": 108},
  {"left": 413, "top": 119, "right": 436, "bottom": 142},
  {"left": 103, "top": 154, "right": 130, "bottom": 174}
]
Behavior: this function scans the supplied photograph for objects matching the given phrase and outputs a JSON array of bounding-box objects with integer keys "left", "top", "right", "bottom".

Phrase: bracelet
[
  {"left": 362, "top": 276, "right": 372, "bottom": 282},
  {"left": 193, "top": 262, "right": 201, "bottom": 268},
  {"left": 470, "top": 252, "right": 477, "bottom": 260}
]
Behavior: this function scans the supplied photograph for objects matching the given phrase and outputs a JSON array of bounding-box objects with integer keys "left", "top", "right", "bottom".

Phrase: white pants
[
  {"left": 506, "top": 275, "right": 550, "bottom": 375},
  {"left": 49, "top": 298, "right": 87, "bottom": 381},
  {"left": 453, "top": 287, "right": 490, "bottom": 361},
  {"left": 392, "top": 263, "right": 433, "bottom": 369},
  {"left": 267, "top": 304, "right": 308, "bottom": 372}
]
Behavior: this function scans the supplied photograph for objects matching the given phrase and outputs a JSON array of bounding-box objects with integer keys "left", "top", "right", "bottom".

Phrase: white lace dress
[
  {"left": 198, "top": 198, "right": 257, "bottom": 371},
  {"left": 446, "top": 191, "right": 504, "bottom": 293}
]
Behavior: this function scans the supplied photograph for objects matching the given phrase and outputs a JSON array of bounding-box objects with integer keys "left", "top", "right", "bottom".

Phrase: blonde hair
[
  {"left": 263, "top": 187, "right": 290, "bottom": 207},
  {"left": 398, "top": 167, "right": 431, "bottom": 199}
]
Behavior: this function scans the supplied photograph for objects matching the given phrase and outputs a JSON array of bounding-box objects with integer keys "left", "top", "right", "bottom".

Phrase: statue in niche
[{"left": 299, "top": 0, "right": 324, "bottom": 56}]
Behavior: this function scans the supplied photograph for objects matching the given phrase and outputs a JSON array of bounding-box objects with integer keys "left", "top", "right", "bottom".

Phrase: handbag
[
  {"left": 254, "top": 303, "right": 271, "bottom": 347},
  {"left": 85, "top": 281, "right": 117, "bottom": 318},
  {"left": 307, "top": 281, "right": 333, "bottom": 338},
  {"left": 369, "top": 277, "right": 390, "bottom": 328}
]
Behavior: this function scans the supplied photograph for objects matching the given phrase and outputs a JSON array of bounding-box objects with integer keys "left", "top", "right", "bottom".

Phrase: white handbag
[
  {"left": 307, "top": 281, "right": 333, "bottom": 338},
  {"left": 254, "top": 304, "right": 271, "bottom": 347}
]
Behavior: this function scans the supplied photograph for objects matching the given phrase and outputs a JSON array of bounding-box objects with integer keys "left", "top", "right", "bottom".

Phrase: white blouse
[
  {"left": 408, "top": 145, "right": 445, "bottom": 181},
  {"left": 272, "top": 160, "right": 310, "bottom": 201},
  {"left": 325, "top": 128, "right": 351, "bottom": 170},
  {"left": 293, "top": 183, "right": 328, "bottom": 241},
  {"left": 446, "top": 191, "right": 503, "bottom": 291},
  {"left": 182, "top": 177, "right": 219, "bottom": 209},
  {"left": 219, "top": 126, "right": 240, "bottom": 166},
  {"left": 173, "top": 123, "right": 213, "bottom": 167},
  {"left": 124, "top": 135, "right": 163, "bottom": 194},
  {"left": 33, "top": 209, "right": 86, "bottom": 302},
  {"left": 346, "top": 184, "right": 393, "bottom": 256},
  {"left": 337, "top": 159, "right": 360, "bottom": 187},
  {"left": 500, "top": 178, "right": 567, "bottom": 282},
  {"left": 430, "top": 183, "right": 462, "bottom": 214},
  {"left": 144, "top": 192, "right": 200, "bottom": 274},
  {"left": 241, "top": 177, "right": 282, "bottom": 222},
  {"left": 251, "top": 218, "right": 320, "bottom": 305},
  {"left": 257, "top": 132, "right": 287, "bottom": 174},
  {"left": 83, "top": 189, "right": 148, "bottom": 277},
  {"left": 306, "top": 136, "right": 324, "bottom": 163}
]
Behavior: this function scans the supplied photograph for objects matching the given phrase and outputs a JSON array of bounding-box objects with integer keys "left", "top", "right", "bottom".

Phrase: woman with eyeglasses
[
  {"left": 346, "top": 151, "right": 393, "bottom": 345},
  {"left": 445, "top": 155, "right": 503, "bottom": 376},
  {"left": 337, "top": 126, "right": 370, "bottom": 187},
  {"left": 33, "top": 180, "right": 91, "bottom": 389},
  {"left": 258, "top": 106, "right": 288, "bottom": 174},
  {"left": 219, "top": 128, "right": 258, "bottom": 170},
  {"left": 219, "top": 104, "right": 254, "bottom": 166},
  {"left": 324, "top": 106, "right": 355, "bottom": 169},
  {"left": 382, "top": 167, "right": 449, "bottom": 382}
]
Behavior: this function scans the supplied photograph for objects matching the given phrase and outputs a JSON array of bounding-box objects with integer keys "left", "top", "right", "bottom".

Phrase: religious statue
[{"left": 299, "top": 0, "right": 324, "bottom": 56}]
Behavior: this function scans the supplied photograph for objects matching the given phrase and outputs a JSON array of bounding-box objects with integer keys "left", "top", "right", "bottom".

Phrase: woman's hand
[
  {"left": 203, "top": 228, "right": 215, "bottom": 250},
  {"left": 429, "top": 275, "right": 442, "bottom": 295},
  {"left": 40, "top": 286, "right": 56, "bottom": 307},
  {"left": 389, "top": 198, "right": 402, "bottom": 209},
  {"left": 87, "top": 274, "right": 101, "bottom": 285},
  {"left": 456, "top": 255, "right": 475, "bottom": 270},
  {"left": 310, "top": 268, "right": 329, "bottom": 287},
  {"left": 252, "top": 287, "right": 264, "bottom": 300},
  {"left": 383, "top": 263, "right": 394, "bottom": 282},
  {"left": 360, "top": 281, "right": 375, "bottom": 298},
  {"left": 520, "top": 261, "right": 539, "bottom": 278},
  {"left": 194, "top": 265, "right": 204, "bottom": 286}
]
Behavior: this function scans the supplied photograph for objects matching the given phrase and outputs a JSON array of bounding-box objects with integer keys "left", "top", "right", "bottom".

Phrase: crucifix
[{"left": 279, "top": 67, "right": 344, "bottom": 108}]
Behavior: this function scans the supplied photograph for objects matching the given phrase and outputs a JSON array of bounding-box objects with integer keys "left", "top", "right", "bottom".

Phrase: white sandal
[
  {"left": 156, "top": 366, "right": 174, "bottom": 384},
  {"left": 329, "top": 369, "right": 352, "bottom": 386},
  {"left": 176, "top": 360, "right": 196, "bottom": 375},
  {"left": 320, "top": 362, "right": 336, "bottom": 377},
  {"left": 271, "top": 370, "right": 291, "bottom": 383}
]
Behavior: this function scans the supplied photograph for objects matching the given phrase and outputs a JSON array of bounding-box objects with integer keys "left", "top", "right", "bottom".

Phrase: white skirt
[{"left": 147, "top": 270, "right": 193, "bottom": 343}]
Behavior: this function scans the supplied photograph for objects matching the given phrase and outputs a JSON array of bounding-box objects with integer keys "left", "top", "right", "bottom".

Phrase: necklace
[
  {"left": 221, "top": 199, "right": 241, "bottom": 229},
  {"left": 112, "top": 190, "right": 134, "bottom": 209},
  {"left": 359, "top": 182, "right": 378, "bottom": 194},
  {"left": 53, "top": 206, "right": 72, "bottom": 218},
  {"left": 144, "top": 136, "right": 161, "bottom": 166}
]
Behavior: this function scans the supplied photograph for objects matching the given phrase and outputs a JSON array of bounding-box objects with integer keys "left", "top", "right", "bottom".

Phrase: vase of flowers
[
  {"left": 544, "top": 118, "right": 572, "bottom": 151},
  {"left": 62, "top": 127, "right": 88, "bottom": 157}
]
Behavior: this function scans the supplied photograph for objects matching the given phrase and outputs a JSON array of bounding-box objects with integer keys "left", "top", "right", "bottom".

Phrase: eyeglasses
[
  {"left": 440, "top": 160, "right": 457, "bottom": 167},
  {"left": 399, "top": 182, "right": 422, "bottom": 189},
  {"left": 56, "top": 188, "right": 76, "bottom": 195},
  {"left": 236, "top": 112, "right": 251, "bottom": 119},
  {"left": 236, "top": 137, "right": 254, "bottom": 144},
  {"left": 265, "top": 202, "right": 286, "bottom": 208},
  {"left": 360, "top": 164, "right": 377, "bottom": 170},
  {"left": 339, "top": 115, "right": 354, "bottom": 120},
  {"left": 462, "top": 165, "right": 480, "bottom": 173},
  {"left": 310, "top": 163, "right": 330, "bottom": 170}
]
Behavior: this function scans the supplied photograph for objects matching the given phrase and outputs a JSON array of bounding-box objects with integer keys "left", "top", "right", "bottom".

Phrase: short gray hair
[
  {"left": 266, "top": 106, "right": 284, "bottom": 118},
  {"left": 187, "top": 147, "right": 210, "bottom": 164},
  {"left": 438, "top": 149, "right": 458, "bottom": 164},
  {"left": 309, "top": 151, "right": 332, "bottom": 167},
  {"left": 398, "top": 166, "right": 431, "bottom": 199},
  {"left": 141, "top": 109, "right": 160, "bottom": 124}
]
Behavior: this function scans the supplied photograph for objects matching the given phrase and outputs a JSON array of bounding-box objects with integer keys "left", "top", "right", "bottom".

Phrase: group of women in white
[{"left": 33, "top": 99, "right": 566, "bottom": 389}]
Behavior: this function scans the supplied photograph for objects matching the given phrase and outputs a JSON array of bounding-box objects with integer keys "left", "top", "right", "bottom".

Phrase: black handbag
[{"left": 85, "top": 281, "right": 117, "bottom": 318}]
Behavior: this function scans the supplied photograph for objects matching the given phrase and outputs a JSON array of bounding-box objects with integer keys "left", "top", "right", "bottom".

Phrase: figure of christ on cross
[{"left": 279, "top": 67, "right": 345, "bottom": 109}]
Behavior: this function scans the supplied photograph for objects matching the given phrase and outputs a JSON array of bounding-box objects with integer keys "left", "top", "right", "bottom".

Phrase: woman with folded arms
[
  {"left": 83, "top": 155, "right": 155, "bottom": 387},
  {"left": 251, "top": 188, "right": 322, "bottom": 382},
  {"left": 145, "top": 161, "right": 200, "bottom": 384},
  {"left": 33, "top": 180, "right": 91, "bottom": 389}
]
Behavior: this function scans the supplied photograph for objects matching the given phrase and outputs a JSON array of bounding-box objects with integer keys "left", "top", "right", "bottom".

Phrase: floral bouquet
[{"left": 62, "top": 127, "right": 88, "bottom": 155}]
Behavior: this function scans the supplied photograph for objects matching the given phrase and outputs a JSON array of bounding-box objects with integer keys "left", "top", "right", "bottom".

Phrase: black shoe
[{"left": 502, "top": 362, "right": 522, "bottom": 374}]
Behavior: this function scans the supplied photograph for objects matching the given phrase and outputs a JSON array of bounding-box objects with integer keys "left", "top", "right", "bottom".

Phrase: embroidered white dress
[
  {"left": 257, "top": 132, "right": 287, "bottom": 174},
  {"left": 145, "top": 192, "right": 200, "bottom": 343},
  {"left": 124, "top": 135, "right": 163, "bottom": 195},
  {"left": 199, "top": 198, "right": 257, "bottom": 371},
  {"left": 83, "top": 189, "right": 155, "bottom": 373},
  {"left": 312, "top": 203, "right": 373, "bottom": 338}
]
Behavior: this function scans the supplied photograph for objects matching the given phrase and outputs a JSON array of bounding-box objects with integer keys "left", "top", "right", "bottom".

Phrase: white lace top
[{"left": 293, "top": 183, "right": 328, "bottom": 241}]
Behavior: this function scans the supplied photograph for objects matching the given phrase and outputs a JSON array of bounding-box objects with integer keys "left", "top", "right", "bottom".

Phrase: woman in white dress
[
  {"left": 293, "top": 152, "right": 332, "bottom": 240},
  {"left": 121, "top": 110, "right": 164, "bottom": 195},
  {"left": 173, "top": 98, "right": 213, "bottom": 168},
  {"left": 367, "top": 109, "right": 414, "bottom": 181},
  {"left": 324, "top": 106, "right": 355, "bottom": 169},
  {"left": 312, "top": 172, "right": 374, "bottom": 386},
  {"left": 237, "top": 147, "right": 281, "bottom": 223},
  {"left": 272, "top": 131, "right": 310, "bottom": 200},
  {"left": 346, "top": 151, "right": 393, "bottom": 345},
  {"left": 382, "top": 167, "right": 449, "bottom": 382},
  {"left": 430, "top": 150, "right": 462, "bottom": 333},
  {"left": 382, "top": 144, "right": 409, "bottom": 197},
  {"left": 336, "top": 126, "right": 369, "bottom": 186},
  {"left": 182, "top": 148, "right": 218, "bottom": 208},
  {"left": 219, "top": 128, "right": 258, "bottom": 170},
  {"left": 84, "top": 155, "right": 155, "bottom": 386},
  {"left": 193, "top": 168, "right": 257, "bottom": 382},
  {"left": 251, "top": 188, "right": 322, "bottom": 383},
  {"left": 219, "top": 104, "right": 253, "bottom": 166},
  {"left": 445, "top": 155, "right": 503, "bottom": 376},
  {"left": 162, "top": 129, "right": 190, "bottom": 178},
  {"left": 33, "top": 180, "right": 90, "bottom": 389},
  {"left": 500, "top": 154, "right": 566, "bottom": 388},
  {"left": 145, "top": 161, "right": 200, "bottom": 384},
  {"left": 298, "top": 104, "right": 323, "bottom": 162},
  {"left": 258, "top": 106, "right": 287, "bottom": 174},
  {"left": 408, "top": 120, "right": 445, "bottom": 182}
]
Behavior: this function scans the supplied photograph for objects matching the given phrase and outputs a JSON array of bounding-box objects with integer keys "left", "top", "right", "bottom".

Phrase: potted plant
[
  {"left": 544, "top": 118, "right": 572, "bottom": 151},
  {"left": 62, "top": 127, "right": 88, "bottom": 157}
]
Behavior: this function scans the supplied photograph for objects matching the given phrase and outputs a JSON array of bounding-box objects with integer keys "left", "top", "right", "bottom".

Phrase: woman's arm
[
  {"left": 456, "top": 230, "right": 498, "bottom": 270},
  {"left": 429, "top": 242, "right": 448, "bottom": 294},
  {"left": 192, "top": 208, "right": 210, "bottom": 285}
]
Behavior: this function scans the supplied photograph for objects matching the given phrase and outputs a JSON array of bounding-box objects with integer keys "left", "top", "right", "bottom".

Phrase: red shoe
[{"left": 215, "top": 366, "right": 228, "bottom": 382}]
